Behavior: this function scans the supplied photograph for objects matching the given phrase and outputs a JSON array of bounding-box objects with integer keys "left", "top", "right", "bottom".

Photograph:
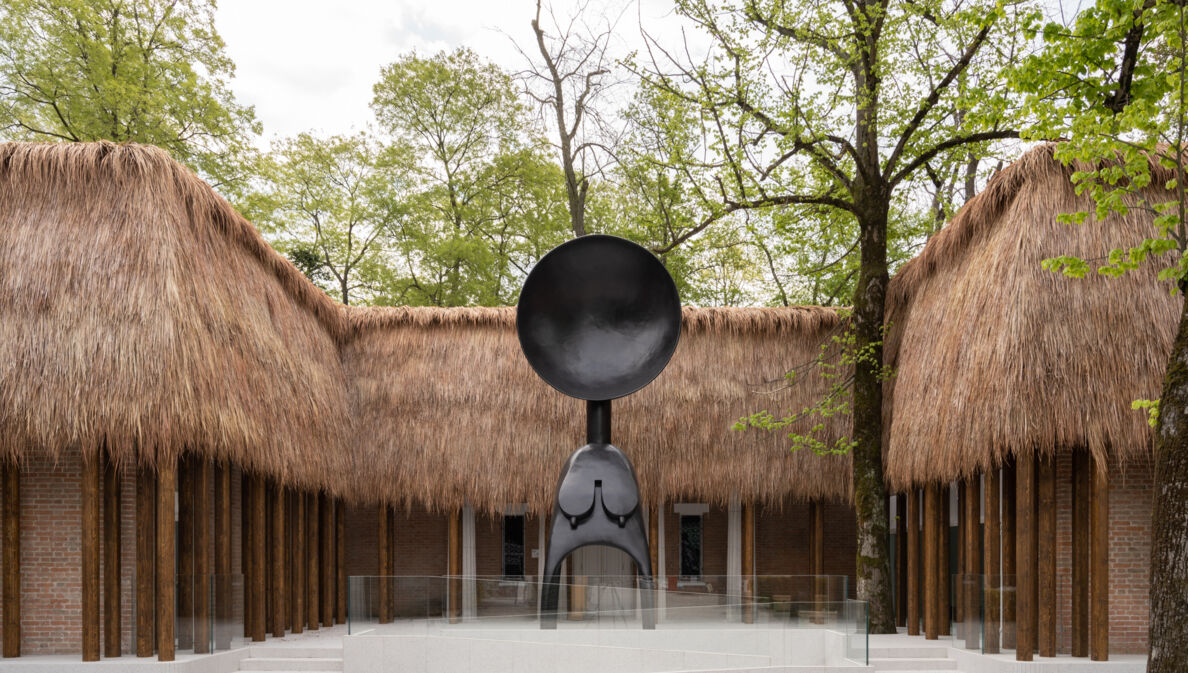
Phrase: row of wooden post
[
  {"left": 894, "top": 454, "right": 1110, "bottom": 661},
  {"left": 241, "top": 473, "right": 347, "bottom": 643}
]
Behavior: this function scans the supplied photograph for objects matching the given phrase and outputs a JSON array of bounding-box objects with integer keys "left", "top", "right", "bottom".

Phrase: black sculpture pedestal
[{"left": 539, "top": 402, "right": 656, "bottom": 630}]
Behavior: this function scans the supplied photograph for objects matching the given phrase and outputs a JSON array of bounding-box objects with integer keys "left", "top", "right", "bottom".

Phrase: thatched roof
[
  {"left": 0, "top": 141, "right": 851, "bottom": 510},
  {"left": 0, "top": 142, "right": 354, "bottom": 492},
  {"left": 344, "top": 305, "right": 853, "bottom": 514},
  {"left": 884, "top": 143, "right": 1182, "bottom": 489}
]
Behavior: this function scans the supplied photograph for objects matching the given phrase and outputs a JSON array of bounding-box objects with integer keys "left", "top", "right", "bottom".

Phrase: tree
[
  {"left": 521, "top": 0, "right": 623, "bottom": 237},
  {"left": 257, "top": 132, "right": 404, "bottom": 306},
  {"left": 1014, "top": 1, "right": 1188, "bottom": 668},
  {"left": 637, "top": 0, "right": 1035, "bottom": 631},
  {"left": 0, "top": 0, "right": 260, "bottom": 196},
  {"left": 372, "top": 49, "right": 571, "bottom": 306}
]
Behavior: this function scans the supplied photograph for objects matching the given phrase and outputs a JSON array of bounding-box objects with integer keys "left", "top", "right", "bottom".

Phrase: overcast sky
[{"left": 214, "top": 0, "right": 692, "bottom": 143}]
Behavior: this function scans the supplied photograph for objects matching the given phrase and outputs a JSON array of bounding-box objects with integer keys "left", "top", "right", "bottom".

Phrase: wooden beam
[
  {"left": 291, "top": 492, "right": 305, "bottom": 634},
  {"left": 648, "top": 504, "right": 659, "bottom": 580},
  {"left": 82, "top": 456, "right": 101, "bottom": 661},
  {"left": 1001, "top": 463, "right": 1016, "bottom": 650},
  {"left": 192, "top": 460, "right": 211, "bottom": 654},
  {"left": 923, "top": 484, "right": 939, "bottom": 640},
  {"left": 157, "top": 460, "right": 176, "bottom": 662},
  {"left": 320, "top": 494, "right": 333, "bottom": 626},
  {"left": 249, "top": 475, "right": 266, "bottom": 642},
  {"left": 810, "top": 500, "right": 825, "bottom": 623},
  {"left": 1090, "top": 455, "right": 1109, "bottom": 661},
  {"left": 3, "top": 463, "right": 20, "bottom": 658},
  {"left": 177, "top": 457, "right": 194, "bottom": 652},
  {"left": 1015, "top": 455, "right": 1036, "bottom": 661},
  {"left": 983, "top": 469, "right": 1001, "bottom": 654},
  {"left": 271, "top": 483, "right": 285, "bottom": 638},
  {"left": 448, "top": 508, "right": 461, "bottom": 624},
  {"left": 336, "top": 502, "right": 346, "bottom": 624},
  {"left": 1037, "top": 456, "right": 1056, "bottom": 657},
  {"left": 741, "top": 501, "right": 754, "bottom": 624},
  {"left": 896, "top": 494, "right": 907, "bottom": 628},
  {"left": 103, "top": 455, "right": 122, "bottom": 657},
  {"left": 906, "top": 489, "right": 920, "bottom": 636},
  {"left": 214, "top": 464, "right": 231, "bottom": 650},
  {"left": 135, "top": 467, "right": 154, "bottom": 657},
  {"left": 1071, "top": 452, "right": 1090, "bottom": 657},
  {"left": 307, "top": 493, "right": 319, "bottom": 630},
  {"left": 378, "top": 504, "right": 391, "bottom": 623},
  {"left": 963, "top": 477, "right": 980, "bottom": 650},
  {"left": 940, "top": 484, "right": 951, "bottom": 637}
]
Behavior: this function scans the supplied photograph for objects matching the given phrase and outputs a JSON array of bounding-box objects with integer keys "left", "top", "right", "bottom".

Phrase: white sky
[{"left": 215, "top": 0, "right": 693, "bottom": 143}]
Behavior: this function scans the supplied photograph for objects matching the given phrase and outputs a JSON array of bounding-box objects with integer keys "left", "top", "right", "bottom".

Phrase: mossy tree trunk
[{"left": 1149, "top": 282, "right": 1188, "bottom": 673}]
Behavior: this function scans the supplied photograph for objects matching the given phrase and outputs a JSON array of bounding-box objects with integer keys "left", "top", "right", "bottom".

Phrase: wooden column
[
  {"left": 157, "top": 460, "right": 177, "bottom": 662},
  {"left": 307, "top": 493, "right": 320, "bottom": 630},
  {"left": 271, "top": 484, "right": 285, "bottom": 638},
  {"left": 214, "top": 464, "right": 231, "bottom": 650},
  {"left": 1037, "top": 456, "right": 1056, "bottom": 657},
  {"left": 242, "top": 474, "right": 252, "bottom": 639},
  {"left": 249, "top": 475, "right": 266, "bottom": 641},
  {"left": 291, "top": 493, "right": 305, "bottom": 634},
  {"left": 177, "top": 458, "right": 194, "bottom": 651},
  {"left": 448, "top": 508, "right": 461, "bottom": 623},
  {"left": 906, "top": 489, "right": 920, "bottom": 636},
  {"left": 741, "top": 502, "right": 754, "bottom": 624},
  {"left": 103, "top": 456, "right": 122, "bottom": 658},
  {"left": 377, "top": 504, "right": 391, "bottom": 623},
  {"left": 923, "top": 484, "right": 940, "bottom": 640},
  {"left": 896, "top": 494, "right": 907, "bottom": 627},
  {"left": 3, "top": 463, "right": 20, "bottom": 658},
  {"left": 135, "top": 467, "right": 155, "bottom": 657},
  {"left": 82, "top": 457, "right": 101, "bottom": 661},
  {"left": 940, "top": 484, "right": 951, "bottom": 636},
  {"left": 809, "top": 500, "right": 825, "bottom": 622},
  {"left": 963, "top": 476, "right": 980, "bottom": 650},
  {"left": 192, "top": 460, "right": 211, "bottom": 654},
  {"left": 1001, "top": 463, "right": 1017, "bottom": 650},
  {"left": 320, "top": 494, "right": 333, "bottom": 626},
  {"left": 336, "top": 502, "right": 346, "bottom": 624},
  {"left": 1015, "top": 455, "right": 1036, "bottom": 661},
  {"left": 1090, "top": 455, "right": 1109, "bottom": 661},
  {"left": 648, "top": 505, "right": 659, "bottom": 579},
  {"left": 983, "top": 469, "right": 1001, "bottom": 653},
  {"left": 1071, "top": 452, "right": 1090, "bottom": 657}
]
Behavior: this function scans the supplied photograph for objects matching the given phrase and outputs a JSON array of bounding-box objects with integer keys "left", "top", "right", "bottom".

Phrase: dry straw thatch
[
  {"left": 344, "top": 305, "right": 853, "bottom": 514},
  {"left": 0, "top": 142, "right": 354, "bottom": 491},
  {"left": 0, "top": 141, "right": 852, "bottom": 510},
  {"left": 885, "top": 143, "right": 1182, "bottom": 489}
]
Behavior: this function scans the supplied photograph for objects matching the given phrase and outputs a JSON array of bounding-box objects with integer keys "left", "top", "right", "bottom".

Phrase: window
[
  {"left": 502, "top": 514, "right": 525, "bottom": 579},
  {"left": 679, "top": 514, "right": 703, "bottom": 579}
]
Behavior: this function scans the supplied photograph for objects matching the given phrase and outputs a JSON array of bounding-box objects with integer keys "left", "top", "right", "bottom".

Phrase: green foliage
[
  {"left": 0, "top": 0, "right": 261, "bottom": 197},
  {"left": 1134, "top": 398, "right": 1161, "bottom": 428},
  {"left": 369, "top": 48, "right": 572, "bottom": 306},
  {"left": 255, "top": 132, "right": 405, "bottom": 306}
]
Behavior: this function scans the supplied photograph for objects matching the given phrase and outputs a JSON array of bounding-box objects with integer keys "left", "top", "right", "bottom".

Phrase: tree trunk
[
  {"left": 850, "top": 189, "right": 897, "bottom": 634},
  {"left": 1148, "top": 284, "right": 1188, "bottom": 672}
]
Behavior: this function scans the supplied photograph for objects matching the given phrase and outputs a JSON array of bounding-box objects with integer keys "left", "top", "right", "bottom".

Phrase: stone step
[
  {"left": 240, "top": 656, "right": 344, "bottom": 671},
  {"left": 248, "top": 646, "right": 343, "bottom": 659},
  {"left": 869, "top": 646, "right": 951, "bottom": 658},
  {"left": 869, "top": 657, "right": 958, "bottom": 671}
]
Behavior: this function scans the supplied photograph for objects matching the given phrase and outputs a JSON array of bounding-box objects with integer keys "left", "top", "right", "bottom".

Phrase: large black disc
[{"left": 516, "top": 235, "right": 681, "bottom": 401}]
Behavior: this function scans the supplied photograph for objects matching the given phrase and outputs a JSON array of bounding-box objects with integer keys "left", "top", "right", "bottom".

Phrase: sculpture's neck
[{"left": 586, "top": 399, "right": 611, "bottom": 444}]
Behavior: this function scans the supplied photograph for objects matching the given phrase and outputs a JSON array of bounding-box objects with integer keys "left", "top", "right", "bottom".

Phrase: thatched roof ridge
[{"left": 884, "top": 143, "right": 1182, "bottom": 489}]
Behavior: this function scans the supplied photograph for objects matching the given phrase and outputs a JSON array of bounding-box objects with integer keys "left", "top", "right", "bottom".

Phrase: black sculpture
[{"left": 517, "top": 234, "right": 681, "bottom": 630}]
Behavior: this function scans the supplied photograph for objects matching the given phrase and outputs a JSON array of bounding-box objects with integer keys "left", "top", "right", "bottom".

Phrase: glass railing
[
  {"left": 346, "top": 575, "right": 867, "bottom": 666},
  {"left": 173, "top": 574, "right": 248, "bottom": 654}
]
